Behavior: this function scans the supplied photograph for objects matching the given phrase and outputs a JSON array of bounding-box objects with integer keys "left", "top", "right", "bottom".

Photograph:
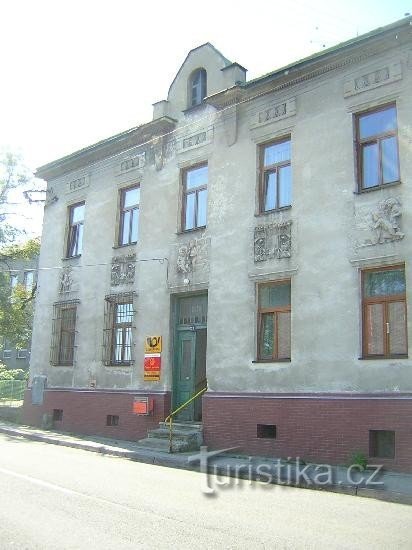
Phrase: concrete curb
[
  {"left": 0, "top": 425, "right": 151, "bottom": 460},
  {"left": 1, "top": 423, "right": 411, "bottom": 506}
]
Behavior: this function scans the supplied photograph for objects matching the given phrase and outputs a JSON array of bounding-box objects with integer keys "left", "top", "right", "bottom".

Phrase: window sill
[
  {"left": 51, "top": 364, "right": 73, "bottom": 367},
  {"left": 182, "top": 103, "right": 206, "bottom": 115},
  {"left": 354, "top": 181, "right": 401, "bottom": 195},
  {"left": 112, "top": 242, "right": 137, "bottom": 250},
  {"left": 255, "top": 206, "right": 292, "bottom": 217},
  {"left": 177, "top": 226, "right": 207, "bottom": 235},
  {"left": 104, "top": 363, "right": 134, "bottom": 367},
  {"left": 252, "top": 359, "right": 291, "bottom": 364},
  {"left": 62, "top": 255, "right": 81, "bottom": 261},
  {"left": 358, "top": 355, "right": 408, "bottom": 360}
]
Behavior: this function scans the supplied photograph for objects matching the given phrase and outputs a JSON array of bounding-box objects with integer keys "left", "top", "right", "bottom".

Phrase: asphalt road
[{"left": 0, "top": 433, "right": 411, "bottom": 549}]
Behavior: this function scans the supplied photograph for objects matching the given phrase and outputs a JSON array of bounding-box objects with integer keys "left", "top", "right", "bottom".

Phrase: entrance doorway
[{"left": 173, "top": 294, "right": 207, "bottom": 421}]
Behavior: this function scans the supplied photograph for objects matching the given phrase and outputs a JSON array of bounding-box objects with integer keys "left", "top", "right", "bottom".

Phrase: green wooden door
[{"left": 175, "top": 330, "right": 196, "bottom": 421}]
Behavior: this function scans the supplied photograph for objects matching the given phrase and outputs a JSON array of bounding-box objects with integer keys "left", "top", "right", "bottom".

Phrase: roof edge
[
  {"left": 36, "top": 116, "right": 177, "bottom": 180},
  {"left": 245, "top": 16, "right": 412, "bottom": 89}
]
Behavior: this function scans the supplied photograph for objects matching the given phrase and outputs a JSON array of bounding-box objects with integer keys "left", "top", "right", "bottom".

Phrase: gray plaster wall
[{"left": 30, "top": 35, "right": 412, "bottom": 395}]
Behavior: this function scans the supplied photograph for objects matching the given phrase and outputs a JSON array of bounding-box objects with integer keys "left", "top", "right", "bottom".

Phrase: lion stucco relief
[
  {"left": 354, "top": 197, "right": 405, "bottom": 249},
  {"left": 372, "top": 198, "right": 404, "bottom": 244}
]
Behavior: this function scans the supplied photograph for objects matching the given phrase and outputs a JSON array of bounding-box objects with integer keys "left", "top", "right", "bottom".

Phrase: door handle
[{"left": 185, "top": 376, "right": 190, "bottom": 380}]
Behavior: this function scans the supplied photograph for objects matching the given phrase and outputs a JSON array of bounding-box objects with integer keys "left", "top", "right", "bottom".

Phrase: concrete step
[
  {"left": 136, "top": 421, "right": 203, "bottom": 453},
  {"left": 148, "top": 427, "right": 201, "bottom": 440},
  {"left": 158, "top": 421, "right": 202, "bottom": 431},
  {"left": 136, "top": 436, "right": 199, "bottom": 453}
]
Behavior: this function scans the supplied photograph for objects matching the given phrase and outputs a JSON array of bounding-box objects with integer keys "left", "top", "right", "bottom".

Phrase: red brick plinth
[
  {"left": 22, "top": 389, "right": 171, "bottom": 441},
  {"left": 203, "top": 393, "right": 412, "bottom": 472}
]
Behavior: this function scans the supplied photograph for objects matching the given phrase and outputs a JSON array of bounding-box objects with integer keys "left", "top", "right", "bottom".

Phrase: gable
[{"left": 166, "top": 43, "right": 232, "bottom": 117}]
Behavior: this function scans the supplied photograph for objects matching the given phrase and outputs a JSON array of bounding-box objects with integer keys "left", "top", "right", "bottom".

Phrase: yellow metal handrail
[{"left": 165, "top": 385, "right": 207, "bottom": 453}]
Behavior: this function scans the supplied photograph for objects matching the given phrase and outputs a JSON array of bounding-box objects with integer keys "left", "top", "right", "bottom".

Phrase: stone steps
[{"left": 137, "top": 421, "right": 203, "bottom": 453}]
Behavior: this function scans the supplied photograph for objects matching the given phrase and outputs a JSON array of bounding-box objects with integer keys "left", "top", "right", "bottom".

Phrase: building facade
[{"left": 24, "top": 18, "right": 412, "bottom": 471}]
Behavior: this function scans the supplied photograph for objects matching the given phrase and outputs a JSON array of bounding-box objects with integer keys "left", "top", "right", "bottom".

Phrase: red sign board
[{"left": 144, "top": 353, "right": 161, "bottom": 381}]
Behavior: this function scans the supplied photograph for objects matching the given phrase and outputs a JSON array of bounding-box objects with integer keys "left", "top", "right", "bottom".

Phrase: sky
[{"left": 0, "top": 0, "right": 411, "bottom": 237}]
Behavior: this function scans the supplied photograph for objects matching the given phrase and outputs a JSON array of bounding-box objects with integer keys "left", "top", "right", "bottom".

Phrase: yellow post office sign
[{"left": 145, "top": 336, "right": 162, "bottom": 354}]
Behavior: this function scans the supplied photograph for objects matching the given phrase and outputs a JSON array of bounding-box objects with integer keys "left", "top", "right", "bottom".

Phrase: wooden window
[
  {"left": 119, "top": 186, "right": 140, "bottom": 246},
  {"left": 50, "top": 301, "right": 79, "bottom": 366},
  {"left": 362, "top": 266, "right": 407, "bottom": 358},
  {"left": 257, "top": 281, "right": 291, "bottom": 361},
  {"left": 260, "top": 138, "right": 292, "bottom": 213},
  {"left": 103, "top": 293, "right": 135, "bottom": 366},
  {"left": 190, "top": 68, "right": 207, "bottom": 107},
  {"left": 67, "top": 202, "right": 85, "bottom": 257},
  {"left": 356, "top": 104, "right": 400, "bottom": 191},
  {"left": 182, "top": 164, "right": 208, "bottom": 231}
]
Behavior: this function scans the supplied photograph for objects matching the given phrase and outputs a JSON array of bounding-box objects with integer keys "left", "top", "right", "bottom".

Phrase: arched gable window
[{"left": 190, "top": 68, "right": 207, "bottom": 107}]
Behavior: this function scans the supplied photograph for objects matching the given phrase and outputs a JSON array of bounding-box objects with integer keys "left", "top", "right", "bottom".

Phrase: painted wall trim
[
  {"left": 204, "top": 392, "right": 412, "bottom": 400},
  {"left": 28, "top": 388, "right": 170, "bottom": 396}
]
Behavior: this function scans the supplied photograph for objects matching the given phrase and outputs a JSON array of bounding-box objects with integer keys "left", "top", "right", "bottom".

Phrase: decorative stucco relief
[
  {"left": 111, "top": 254, "right": 136, "bottom": 285},
  {"left": 254, "top": 221, "right": 292, "bottom": 262},
  {"left": 59, "top": 266, "right": 74, "bottom": 293},
  {"left": 66, "top": 176, "right": 89, "bottom": 194},
  {"left": 354, "top": 197, "right": 405, "bottom": 248},
  {"left": 344, "top": 62, "right": 402, "bottom": 97},
  {"left": 183, "top": 132, "right": 207, "bottom": 149},
  {"left": 120, "top": 153, "right": 146, "bottom": 173},
  {"left": 250, "top": 98, "right": 296, "bottom": 130},
  {"left": 176, "top": 127, "right": 214, "bottom": 154},
  {"left": 372, "top": 198, "right": 404, "bottom": 243},
  {"left": 176, "top": 236, "right": 209, "bottom": 274}
]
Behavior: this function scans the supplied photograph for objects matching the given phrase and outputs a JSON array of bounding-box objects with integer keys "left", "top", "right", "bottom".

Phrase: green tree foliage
[
  {"left": 0, "top": 271, "right": 37, "bottom": 347},
  {"left": 0, "top": 362, "right": 27, "bottom": 381},
  {"left": 0, "top": 152, "right": 40, "bottom": 352},
  {"left": 0, "top": 152, "right": 31, "bottom": 244},
  {"left": 1, "top": 237, "right": 40, "bottom": 261},
  {"left": 0, "top": 238, "right": 40, "bottom": 348}
]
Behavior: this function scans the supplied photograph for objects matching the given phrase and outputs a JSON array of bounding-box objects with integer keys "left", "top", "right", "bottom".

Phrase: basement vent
[
  {"left": 257, "top": 424, "right": 277, "bottom": 439},
  {"left": 369, "top": 430, "right": 395, "bottom": 459},
  {"left": 106, "top": 415, "right": 119, "bottom": 427},
  {"left": 53, "top": 409, "right": 63, "bottom": 422}
]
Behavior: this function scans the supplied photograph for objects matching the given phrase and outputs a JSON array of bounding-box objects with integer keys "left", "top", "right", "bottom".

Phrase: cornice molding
[
  {"left": 36, "top": 116, "right": 177, "bottom": 181},
  {"left": 207, "top": 24, "right": 411, "bottom": 110}
]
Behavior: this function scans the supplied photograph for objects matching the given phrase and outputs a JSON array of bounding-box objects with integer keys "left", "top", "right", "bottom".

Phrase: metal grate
[
  {"left": 178, "top": 294, "right": 208, "bottom": 325},
  {"left": 103, "top": 293, "right": 135, "bottom": 366},
  {"left": 53, "top": 409, "right": 63, "bottom": 422},
  {"left": 50, "top": 300, "right": 79, "bottom": 366},
  {"left": 106, "top": 414, "right": 119, "bottom": 426},
  {"left": 0, "top": 380, "right": 26, "bottom": 407}
]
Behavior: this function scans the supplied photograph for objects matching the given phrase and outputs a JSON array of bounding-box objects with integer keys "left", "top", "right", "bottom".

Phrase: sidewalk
[{"left": 1, "top": 419, "right": 411, "bottom": 505}]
